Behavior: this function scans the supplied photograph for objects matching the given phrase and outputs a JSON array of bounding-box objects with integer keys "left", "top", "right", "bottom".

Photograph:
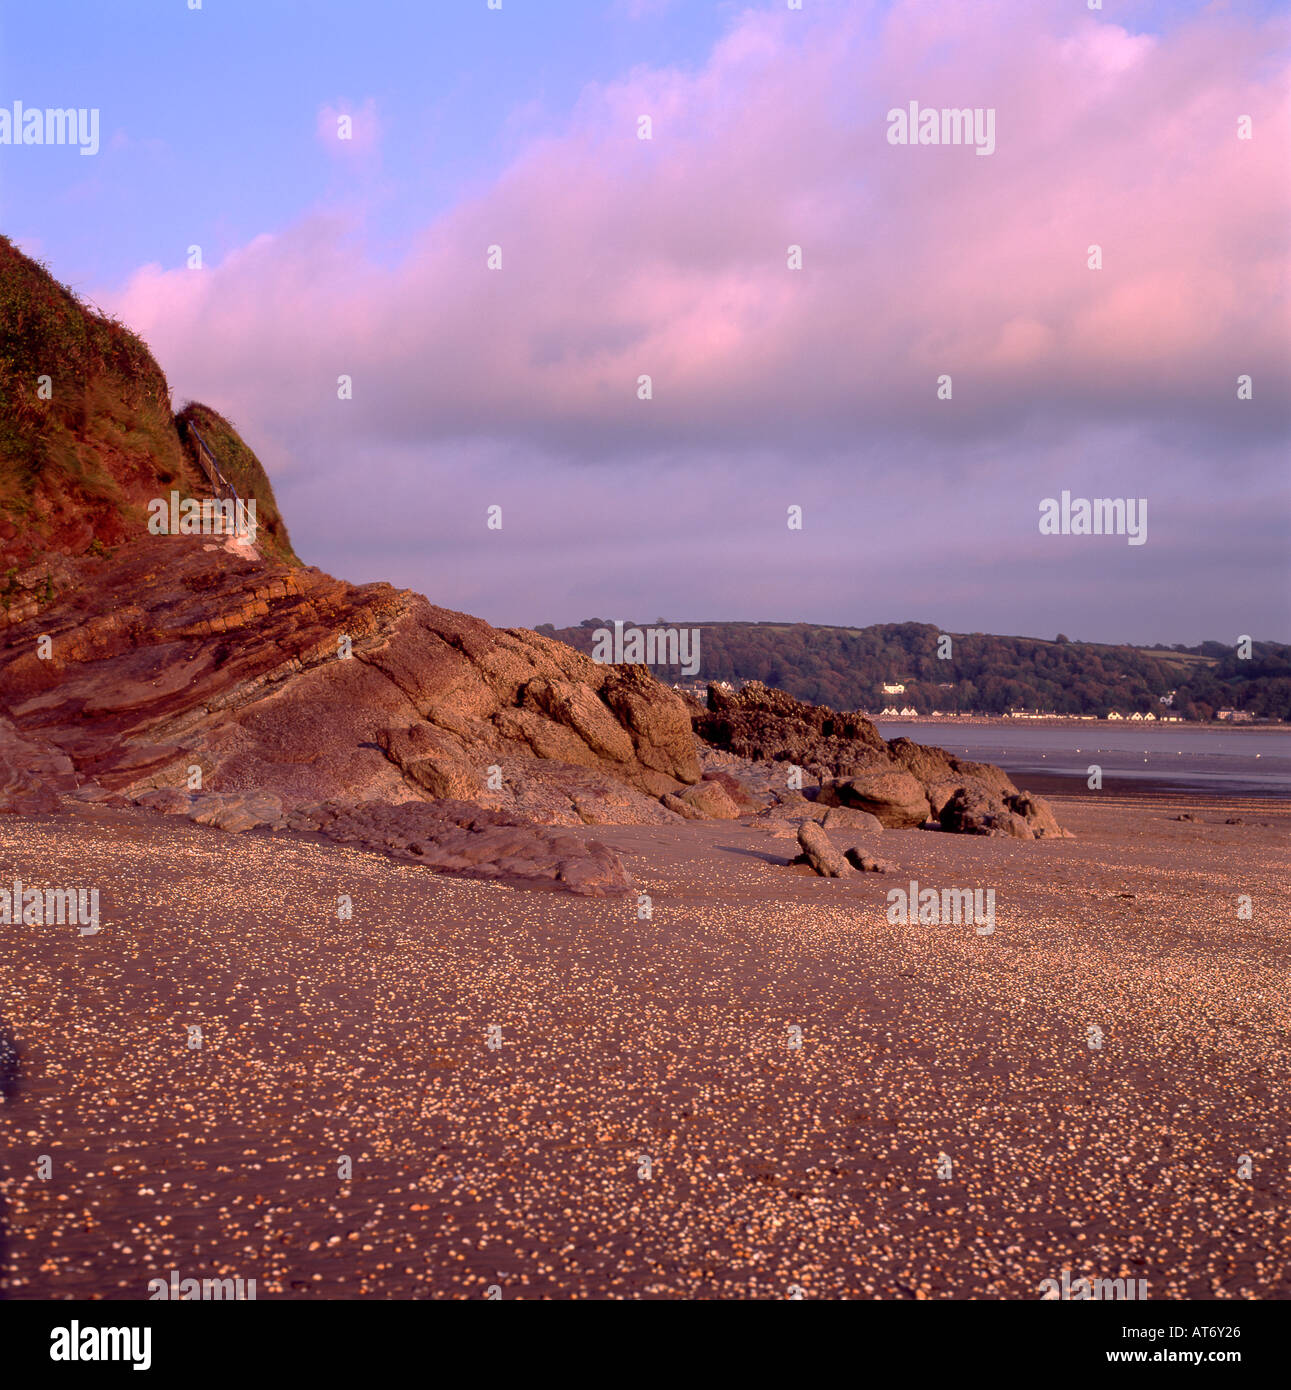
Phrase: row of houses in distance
[
  {"left": 878, "top": 708, "right": 1185, "bottom": 721},
  {"left": 1104, "top": 711, "right": 1182, "bottom": 722},
  {"left": 670, "top": 680, "right": 1250, "bottom": 722}
]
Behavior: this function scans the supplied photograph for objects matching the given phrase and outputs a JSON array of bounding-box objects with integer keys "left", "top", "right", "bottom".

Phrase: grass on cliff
[
  {"left": 0, "top": 233, "right": 297, "bottom": 568},
  {"left": 0, "top": 235, "right": 187, "bottom": 551}
]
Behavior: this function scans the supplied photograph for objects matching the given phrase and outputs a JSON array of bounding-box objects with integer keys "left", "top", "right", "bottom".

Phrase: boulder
[
  {"left": 795, "top": 821, "right": 848, "bottom": 877},
  {"left": 1008, "top": 791, "right": 1067, "bottom": 839},
  {"left": 885, "top": 737, "right": 961, "bottom": 787},
  {"left": 939, "top": 785, "right": 1001, "bottom": 836},
  {"left": 667, "top": 779, "right": 742, "bottom": 820},
  {"left": 939, "top": 786, "right": 1032, "bottom": 839},
  {"left": 827, "top": 771, "right": 930, "bottom": 829},
  {"left": 601, "top": 666, "right": 702, "bottom": 786},
  {"left": 691, "top": 698, "right": 1037, "bottom": 834},
  {"left": 1003, "top": 812, "right": 1035, "bottom": 839},
  {"left": 844, "top": 848, "right": 893, "bottom": 873},
  {"left": 954, "top": 757, "right": 1020, "bottom": 799},
  {"left": 695, "top": 769, "right": 764, "bottom": 815},
  {"left": 923, "top": 779, "right": 968, "bottom": 818},
  {"left": 756, "top": 790, "right": 816, "bottom": 819},
  {"left": 821, "top": 805, "right": 884, "bottom": 834}
]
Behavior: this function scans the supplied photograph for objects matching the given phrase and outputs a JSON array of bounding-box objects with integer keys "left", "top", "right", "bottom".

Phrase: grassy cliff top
[{"left": 0, "top": 234, "right": 296, "bottom": 569}]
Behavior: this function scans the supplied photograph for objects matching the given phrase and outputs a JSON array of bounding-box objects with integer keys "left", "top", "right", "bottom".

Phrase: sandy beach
[{"left": 1, "top": 792, "right": 1286, "bottom": 1300}]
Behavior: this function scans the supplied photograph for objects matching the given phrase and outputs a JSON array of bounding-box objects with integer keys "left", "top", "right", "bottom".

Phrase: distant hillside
[
  {"left": 538, "top": 620, "right": 1291, "bottom": 721},
  {"left": 0, "top": 234, "right": 297, "bottom": 601}
]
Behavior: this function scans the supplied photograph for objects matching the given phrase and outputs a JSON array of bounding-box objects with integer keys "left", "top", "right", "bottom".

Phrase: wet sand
[{"left": 0, "top": 794, "right": 1288, "bottom": 1299}]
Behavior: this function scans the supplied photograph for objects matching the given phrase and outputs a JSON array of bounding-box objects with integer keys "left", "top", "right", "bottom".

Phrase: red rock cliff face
[{"left": 0, "top": 536, "right": 701, "bottom": 823}]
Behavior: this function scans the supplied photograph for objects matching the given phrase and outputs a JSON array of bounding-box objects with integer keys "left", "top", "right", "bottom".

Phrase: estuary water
[{"left": 874, "top": 723, "right": 1291, "bottom": 800}]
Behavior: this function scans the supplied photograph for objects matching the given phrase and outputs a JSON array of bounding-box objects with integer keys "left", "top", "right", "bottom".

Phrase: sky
[{"left": 2, "top": 0, "right": 1288, "bottom": 643}]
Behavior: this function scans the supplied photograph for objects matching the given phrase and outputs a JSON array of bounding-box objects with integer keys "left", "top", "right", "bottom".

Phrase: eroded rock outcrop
[
  {"left": 696, "top": 680, "right": 889, "bottom": 777},
  {"left": 695, "top": 681, "right": 1069, "bottom": 839},
  {"left": 938, "top": 785, "right": 1070, "bottom": 840},
  {"left": 135, "top": 786, "right": 632, "bottom": 893},
  {"left": 296, "top": 799, "right": 633, "bottom": 895},
  {"left": 0, "top": 538, "right": 700, "bottom": 833}
]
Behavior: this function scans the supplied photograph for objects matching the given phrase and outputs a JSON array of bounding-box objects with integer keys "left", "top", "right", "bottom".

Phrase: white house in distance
[
  {"left": 882, "top": 683, "right": 906, "bottom": 695},
  {"left": 1106, "top": 711, "right": 1124, "bottom": 720}
]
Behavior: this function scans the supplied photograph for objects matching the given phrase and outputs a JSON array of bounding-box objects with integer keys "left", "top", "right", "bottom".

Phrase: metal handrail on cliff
[{"left": 185, "top": 421, "right": 241, "bottom": 504}]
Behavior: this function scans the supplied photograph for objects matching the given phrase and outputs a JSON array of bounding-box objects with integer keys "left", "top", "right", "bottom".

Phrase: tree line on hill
[{"left": 535, "top": 620, "right": 1291, "bottom": 721}]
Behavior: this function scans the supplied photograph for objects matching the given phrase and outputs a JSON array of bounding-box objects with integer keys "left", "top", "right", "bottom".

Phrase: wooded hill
[{"left": 537, "top": 620, "right": 1291, "bottom": 721}]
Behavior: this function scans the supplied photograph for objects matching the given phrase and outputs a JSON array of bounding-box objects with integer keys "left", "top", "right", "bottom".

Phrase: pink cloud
[{"left": 103, "top": 1, "right": 1289, "bottom": 461}]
